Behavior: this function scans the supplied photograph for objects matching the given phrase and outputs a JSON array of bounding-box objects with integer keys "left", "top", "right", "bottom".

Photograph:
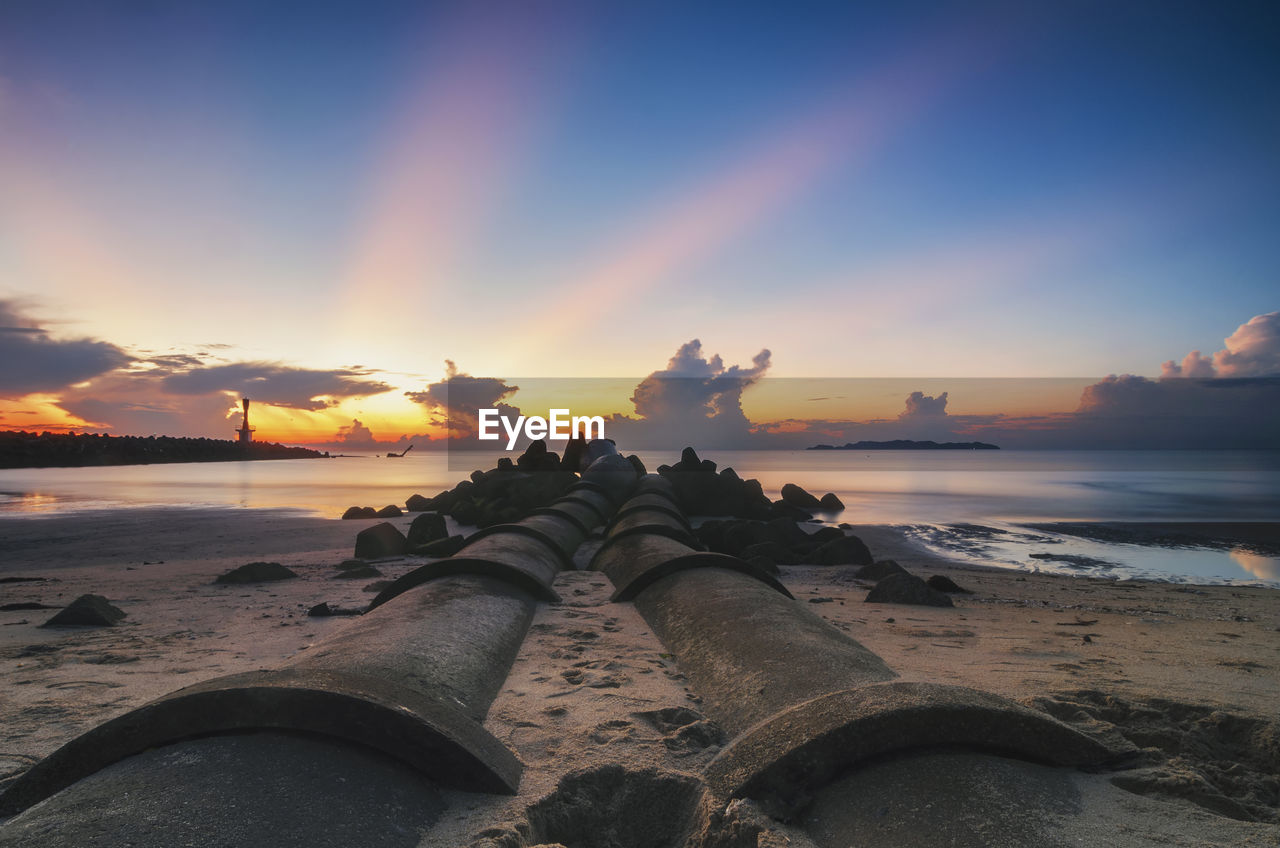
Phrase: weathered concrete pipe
[
  {"left": 592, "top": 530, "right": 792, "bottom": 602},
  {"left": 611, "top": 504, "right": 1127, "bottom": 817},
  {"left": 0, "top": 573, "right": 533, "bottom": 817}
]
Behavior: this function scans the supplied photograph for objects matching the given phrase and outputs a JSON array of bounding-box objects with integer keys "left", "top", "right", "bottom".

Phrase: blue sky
[{"left": 0, "top": 0, "right": 1276, "bottom": 440}]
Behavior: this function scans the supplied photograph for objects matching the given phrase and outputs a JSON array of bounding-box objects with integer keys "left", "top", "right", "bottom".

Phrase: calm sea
[{"left": 2, "top": 450, "right": 1277, "bottom": 584}]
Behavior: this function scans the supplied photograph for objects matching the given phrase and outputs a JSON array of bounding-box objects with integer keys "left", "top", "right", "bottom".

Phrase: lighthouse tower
[{"left": 236, "top": 398, "right": 254, "bottom": 444}]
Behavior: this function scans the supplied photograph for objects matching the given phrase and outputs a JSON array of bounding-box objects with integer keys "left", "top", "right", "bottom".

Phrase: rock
[
  {"left": 811, "top": 534, "right": 874, "bottom": 566},
  {"left": 819, "top": 492, "right": 845, "bottom": 512},
  {"left": 780, "top": 483, "right": 822, "bottom": 510},
  {"left": 927, "top": 574, "right": 973, "bottom": 594},
  {"left": 740, "top": 541, "right": 800, "bottom": 566},
  {"left": 770, "top": 500, "right": 813, "bottom": 521},
  {"left": 854, "top": 559, "right": 908, "bottom": 581},
  {"left": 406, "top": 512, "right": 448, "bottom": 547},
  {"left": 518, "top": 438, "right": 561, "bottom": 471},
  {"left": 214, "top": 562, "right": 298, "bottom": 584},
  {"left": 809, "top": 526, "right": 845, "bottom": 546},
  {"left": 353, "top": 522, "right": 407, "bottom": 559},
  {"left": 41, "top": 594, "right": 126, "bottom": 627},
  {"left": 363, "top": 580, "right": 393, "bottom": 593},
  {"left": 679, "top": 446, "right": 702, "bottom": 469},
  {"left": 375, "top": 504, "right": 403, "bottom": 518},
  {"left": 415, "top": 534, "right": 466, "bottom": 557},
  {"left": 627, "top": 454, "right": 647, "bottom": 476},
  {"left": 404, "top": 493, "right": 432, "bottom": 512},
  {"left": 335, "top": 559, "right": 368, "bottom": 571},
  {"left": 332, "top": 565, "right": 381, "bottom": 579},
  {"left": 341, "top": 506, "right": 376, "bottom": 519},
  {"left": 864, "top": 572, "right": 954, "bottom": 607}
]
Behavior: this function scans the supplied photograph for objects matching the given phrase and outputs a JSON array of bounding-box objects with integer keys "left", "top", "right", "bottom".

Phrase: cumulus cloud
[
  {"left": 608, "top": 340, "right": 771, "bottom": 448},
  {"left": 0, "top": 299, "right": 130, "bottom": 397},
  {"left": 336, "top": 418, "right": 378, "bottom": 447},
  {"left": 405, "top": 360, "right": 520, "bottom": 440},
  {"left": 159, "top": 362, "right": 392, "bottom": 410},
  {"left": 901, "top": 391, "right": 948, "bottom": 418},
  {"left": 1161, "top": 312, "right": 1280, "bottom": 379}
]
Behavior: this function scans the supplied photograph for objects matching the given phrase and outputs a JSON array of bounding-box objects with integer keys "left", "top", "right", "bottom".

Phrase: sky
[{"left": 0, "top": 0, "right": 1277, "bottom": 448}]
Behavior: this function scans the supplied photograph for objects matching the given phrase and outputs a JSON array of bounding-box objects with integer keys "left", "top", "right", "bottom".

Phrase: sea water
[{"left": 2, "top": 449, "right": 1277, "bottom": 585}]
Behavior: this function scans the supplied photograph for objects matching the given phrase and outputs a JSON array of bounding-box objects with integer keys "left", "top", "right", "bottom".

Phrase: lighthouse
[{"left": 236, "top": 398, "right": 254, "bottom": 444}]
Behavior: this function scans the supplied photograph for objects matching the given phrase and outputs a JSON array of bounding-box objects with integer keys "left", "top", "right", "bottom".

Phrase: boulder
[
  {"left": 41, "top": 594, "right": 127, "bottom": 627},
  {"left": 819, "top": 492, "right": 845, "bottom": 512},
  {"left": 927, "top": 574, "right": 973, "bottom": 594},
  {"left": 812, "top": 534, "right": 874, "bottom": 566},
  {"left": 375, "top": 504, "right": 403, "bottom": 518},
  {"left": 341, "top": 506, "right": 377, "bottom": 520},
  {"left": 780, "top": 483, "right": 822, "bottom": 510},
  {"left": 865, "top": 572, "right": 954, "bottom": 607},
  {"left": 404, "top": 493, "right": 432, "bottom": 512},
  {"left": 740, "top": 541, "right": 800, "bottom": 566},
  {"left": 405, "top": 512, "right": 448, "bottom": 547},
  {"left": 214, "top": 562, "right": 298, "bottom": 584},
  {"left": 353, "top": 522, "right": 407, "bottom": 559},
  {"left": 335, "top": 558, "right": 368, "bottom": 571},
  {"left": 770, "top": 500, "right": 813, "bottom": 521},
  {"left": 627, "top": 454, "right": 647, "bottom": 476},
  {"left": 854, "top": 559, "right": 908, "bottom": 581},
  {"left": 415, "top": 534, "right": 466, "bottom": 557}
]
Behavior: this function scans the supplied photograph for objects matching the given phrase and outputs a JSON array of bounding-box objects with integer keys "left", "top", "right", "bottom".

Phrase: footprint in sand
[
  {"left": 632, "top": 707, "right": 726, "bottom": 757},
  {"left": 589, "top": 719, "right": 635, "bottom": 744}
]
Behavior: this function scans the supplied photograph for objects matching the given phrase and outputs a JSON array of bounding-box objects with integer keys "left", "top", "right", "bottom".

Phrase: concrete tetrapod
[{"left": 612, "top": 513, "right": 1129, "bottom": 822}]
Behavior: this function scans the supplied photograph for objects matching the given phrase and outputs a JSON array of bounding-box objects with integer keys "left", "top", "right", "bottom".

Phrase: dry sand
[{"left": 1, "top": 507, "right": 1277, "bottom": 845}]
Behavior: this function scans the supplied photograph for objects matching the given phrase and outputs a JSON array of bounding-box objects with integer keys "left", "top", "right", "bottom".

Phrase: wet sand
[{"left": 1, "top": 507, "right": 1277, "bottom": 844}]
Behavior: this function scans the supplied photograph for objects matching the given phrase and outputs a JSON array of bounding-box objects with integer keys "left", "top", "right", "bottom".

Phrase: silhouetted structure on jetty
[{"left": 236, "top": 397, "right": 254, "bottom": 444}]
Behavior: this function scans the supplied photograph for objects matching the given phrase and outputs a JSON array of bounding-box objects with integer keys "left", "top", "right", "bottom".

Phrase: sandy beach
[{"left": 1, "top": 502, "right": 1277, "bottom": 846}]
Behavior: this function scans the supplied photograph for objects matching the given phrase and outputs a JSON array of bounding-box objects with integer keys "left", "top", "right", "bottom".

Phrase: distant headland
[
  {"left": 0, "top": 430, "right": 326, "bottom": 469},
  {"left": 807, "top": 440, "right": 1000, "bottom": 451}
]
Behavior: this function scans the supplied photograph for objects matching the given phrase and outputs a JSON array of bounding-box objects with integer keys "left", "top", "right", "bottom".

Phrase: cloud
[
  {"left": 1161, "top": 312, "right": 1280, "bottom": 379},
  {"left": 405, "top": 360, "right": 520, "bottom": 439},
  {"left": 159, "top": 362, "right": 392, "bottom": 410},
  {"left": 335, "top": 418, "right": 379, "bottom": 448},
  {"left": 901, "top": 391, "right": 948, "bottom": 418},
  {"left": 605, "top": 340, "right": 771, "bottom": 449},
  {"left": 0, "top": 299, "right": 130, "bottom": 397},
  {"left": 55, "top": 370, "right": 241, "bottom": 438}
]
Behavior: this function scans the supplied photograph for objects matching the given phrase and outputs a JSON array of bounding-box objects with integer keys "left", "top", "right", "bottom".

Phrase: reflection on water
[
  {"left": 2, "top": 449, "right": 1277, "bottom": 585},
  {"left": 903, "top": 522, "right": 1280, "bottom": 587},
  {"left": 1231, "top": 548, "right": 1280, "bottom": 581}
]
